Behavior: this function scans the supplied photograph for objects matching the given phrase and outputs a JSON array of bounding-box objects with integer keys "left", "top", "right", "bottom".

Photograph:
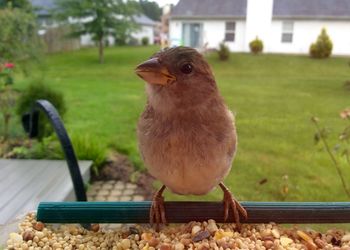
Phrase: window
[
  {"left": 182, "top": 23, "right": 202, "bottom": 48},
  {"left": 225, "top": 22, "right": 236, "bottom": 42},
  {"left": 281, "top": 21, "right": 293, "bottom": 43}
]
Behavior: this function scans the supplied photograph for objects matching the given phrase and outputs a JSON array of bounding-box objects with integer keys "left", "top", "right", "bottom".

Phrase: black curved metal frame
[{"left": 22, "top": 99, "right": 87, "bottom": 202}]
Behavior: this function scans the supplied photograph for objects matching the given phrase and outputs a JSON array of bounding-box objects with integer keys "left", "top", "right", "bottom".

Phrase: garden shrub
[
  {"left": 0, "top": 62, "right": 16, "bottom": 140},
  {"left": 249, "top": 37, "right": 263, "bottom": 54},
  {"left": 7, "top": 131, "right": 107, "bottom": 171},
  {"left": 16, "top": 79, "right": 66, "bottom": 140},
  {"left": 218, "top": 42, "right": 230, "bottom": 61},
  {"left": 312, "top": 108, "right": 350, "bottom": 198},
  {"left": 0, "top": 7, "right": 42, "bottom": 63},
  {"left": 127, "top": 37, "right": 139, "bottom": 46},
  {"left": 309, "top": 28, "right": 333, "bottom": 58},
  {"left": 141, "top": 37, "right": 149, "bottom": 46},
  {"left": 70, "top": 133, "right": 107, "bottom": 174},
  {"left": 8, "top": 136, "right": 63, "bottom": 159}
]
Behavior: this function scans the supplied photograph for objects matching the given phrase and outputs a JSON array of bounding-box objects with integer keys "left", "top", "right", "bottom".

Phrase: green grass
[{"left": 12, "top": 46, "right": 350, "bottom": 203}]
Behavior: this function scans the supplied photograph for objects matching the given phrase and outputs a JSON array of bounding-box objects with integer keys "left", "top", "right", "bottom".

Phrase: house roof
[
  {"left": 30, "top": 0, "right": 56, "bottom": 16},
  {"left": 30, "top": 0, "right": 158, "bottom": 25},
  {"left": 171, "top": 0, "right": 247, "bottom": 19},
  {"left": 171, "top": 0, "right": 350, "bottom": 20},
  {"left": 133, "top": 14, "right": 157, "bottom": 26},
  {"left": 273, "top": 0, "right": 350, "bottom": 20}
]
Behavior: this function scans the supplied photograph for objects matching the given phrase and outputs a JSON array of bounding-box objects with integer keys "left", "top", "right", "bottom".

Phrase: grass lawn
[{"left": 13, "top": 46, "right": 350, "bottom": 203}]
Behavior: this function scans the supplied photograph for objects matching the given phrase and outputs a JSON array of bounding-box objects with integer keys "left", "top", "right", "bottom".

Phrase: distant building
[
  {"left": 170, "top": 0, "right": 350, "bottom": 55},
  {"left": 30, "top": 0, "right": 157, "bottom": 47},
  {"left": 79, "top": 14, "right": 157, "bottom": 46},
  {"left": 132, "top": 14, "right": 157, "bottom": 45}
]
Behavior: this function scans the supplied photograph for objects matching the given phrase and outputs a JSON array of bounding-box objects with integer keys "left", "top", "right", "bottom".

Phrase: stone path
[
  {"left": 86, "top": 180, "right": 146, "bottom": 229},
  {"left": 87, "top": 180, "right": 145, "bottom": 202}
]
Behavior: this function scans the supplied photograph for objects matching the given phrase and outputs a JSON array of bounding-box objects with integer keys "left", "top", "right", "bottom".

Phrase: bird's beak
[{"left": 135, "top": 57, "right": 176, "bottom": 85}]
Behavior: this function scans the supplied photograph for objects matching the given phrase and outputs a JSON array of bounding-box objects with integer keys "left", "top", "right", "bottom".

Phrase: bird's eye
[{"left": 180, "top": 63, "right": 193, "bottom": 74}]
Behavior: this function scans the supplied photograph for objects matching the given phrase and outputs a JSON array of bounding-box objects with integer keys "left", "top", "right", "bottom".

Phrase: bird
[{"left": 135, "top": 46, "right": 247, "bottom": 230}]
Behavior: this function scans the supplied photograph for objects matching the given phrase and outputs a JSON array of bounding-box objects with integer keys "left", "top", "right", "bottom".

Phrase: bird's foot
[
  {"left": 219, "top": 182, "right": 247, "bottom": 229},
  {"left": 150, "top": 185, "right": 167, "bottom": 231}
]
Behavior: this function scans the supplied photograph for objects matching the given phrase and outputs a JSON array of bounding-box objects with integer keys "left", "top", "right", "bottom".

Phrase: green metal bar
[{"left": 37, "top": 201, "right": 350, "bottom": 224}]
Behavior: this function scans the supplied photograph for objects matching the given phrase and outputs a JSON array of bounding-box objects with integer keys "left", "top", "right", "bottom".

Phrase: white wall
[
  {"left": 131, "top": 25, "right": 154, "bottom": 44},
  {"left": 169, "top": 20, "right": 182, "bottom": 46},
  {"left": 245, "top": 0, "right": 273, "bottom": 51},
  {"left": 80, "top": 34, "right": 94, "bottom": 46},
  {"left": 80, "top": 25, "right": 154, "bottom": 46},
  {"left": 169, "top": 0, "right": 350, "bottom": 56},
  {"left": 269, "top": 20, "right": 350, "bottom": 55},
  {"left": 169, "top": 19, "right": 246, "bottom": 51}
]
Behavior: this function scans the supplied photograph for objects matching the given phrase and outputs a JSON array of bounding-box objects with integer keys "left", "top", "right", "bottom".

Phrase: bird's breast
[{"left": 137, "top": 109, "right": 236, "bottom": 195}]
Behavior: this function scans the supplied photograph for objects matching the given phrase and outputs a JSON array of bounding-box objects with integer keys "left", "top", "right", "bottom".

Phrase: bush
[
  {"left": 218, "top": 42, "right": 230, "bottom": 61},
  {"left": 249, "top": 37, "right": 263, "bottom": 54},
  {"left": 141, "top": 37, "right": 149, "bottom": 46},
  {"left": 309, "top": 28, "right": 333, "bottom": 58},
  {"left": 0, "top": 87, "right": 17, "bottom": 140},
  {"left": 16, "top": 79, "right": 66, "bottom": 140},
  {"left": 8, "top": 136, "right": 63, "bottom": 159},
  {"left": 0, "top": 62, "right": 17, "bottom": 140},
  {"left": 0, "top": 7, "right": 42, "bottom": 63},
  {"left": 70, "top": 133, "right": 107, "bottom": 174},
  {"left": 127, "top": 37, "right": 139, "bottom": 46}
]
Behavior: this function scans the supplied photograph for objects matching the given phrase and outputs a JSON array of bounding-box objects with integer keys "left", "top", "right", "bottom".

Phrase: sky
[{"left": 153, "top": 0, "right": 179, "bottom": 7}]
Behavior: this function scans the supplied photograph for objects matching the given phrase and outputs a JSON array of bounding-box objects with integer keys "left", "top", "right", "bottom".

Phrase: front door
[{"left": 182, "top": 23, "right": 202, "bottom": 48}]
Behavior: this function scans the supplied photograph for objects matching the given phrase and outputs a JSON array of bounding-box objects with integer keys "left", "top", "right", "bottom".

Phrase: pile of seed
[{"left": 5, "top": 212, "right": 350, "bottom": 250}]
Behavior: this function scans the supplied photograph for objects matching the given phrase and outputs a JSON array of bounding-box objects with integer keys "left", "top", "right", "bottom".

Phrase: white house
[
  {"left": 132, "top": 14, "right": 157, "bottom": 44},
  {"left": 169, "top": 0, "right": 350, "bottom": 55},
  {"left": 30, "top": 0, "right": 157, "bottom": 46},
  {"left": 80, "top": 14, "right": 157, "bottom": 46}
]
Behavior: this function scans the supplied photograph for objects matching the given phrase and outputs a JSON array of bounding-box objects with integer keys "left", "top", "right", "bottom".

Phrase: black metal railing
[{"left": 22, "top": 99, "right": 87, "bottom": 202}]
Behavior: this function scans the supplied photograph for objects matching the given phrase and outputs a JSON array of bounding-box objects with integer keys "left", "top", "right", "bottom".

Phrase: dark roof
[
  {"left": 133, "top": 14, "right": 157, "bottom": 26},
  {"left": 273, "top": 0, "right": 350, "bottom": 19},
  {"left": 171, "top": 0, "right": 350, "bottom": 20},
  {"left": 171, "top": 0, "right": 247, "bottom": 19},
  {"left": 30, "top": 0, "right": 56, "bottom": 16}
]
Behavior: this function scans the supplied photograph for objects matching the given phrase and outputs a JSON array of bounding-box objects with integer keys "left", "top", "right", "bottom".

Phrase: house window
[
  {"left": 225, "top": 22, "right": 235, "bottom": 42},
  {"left": 281, "top": 21, "right": 293, "bottom": 43},
  {"left": 182, "top": 23, "right": 203, "bottom": 48}
]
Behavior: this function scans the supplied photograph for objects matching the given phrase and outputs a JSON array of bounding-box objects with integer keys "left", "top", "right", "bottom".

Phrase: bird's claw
[
  {"left": 220, "top": 183, "right": 247, "bottom": 230},
  {"left": 150, "top": 187, "right": 167, "bottom": 231}
]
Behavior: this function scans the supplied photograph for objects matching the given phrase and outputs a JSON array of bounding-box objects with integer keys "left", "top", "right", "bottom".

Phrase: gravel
[{"left": 5, "top": 213, "right": 350, "bottom": 249}]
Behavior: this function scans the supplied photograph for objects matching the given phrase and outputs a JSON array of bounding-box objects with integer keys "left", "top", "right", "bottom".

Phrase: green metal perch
[{"left": 37, "top": 201, "right": 350, "bottom": 224}]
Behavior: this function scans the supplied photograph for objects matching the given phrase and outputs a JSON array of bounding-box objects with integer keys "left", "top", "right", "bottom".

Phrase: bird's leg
[
  {"left": 150, "top": 185, "right": 167, "bottom": 231},
  {"left": 219, "top": 182, "right": 247, "bottom": 228}
]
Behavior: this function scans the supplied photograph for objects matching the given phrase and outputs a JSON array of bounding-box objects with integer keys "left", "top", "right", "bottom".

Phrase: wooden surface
[{"left": 0, "top": 159, "right": 91, "bottom": 225}]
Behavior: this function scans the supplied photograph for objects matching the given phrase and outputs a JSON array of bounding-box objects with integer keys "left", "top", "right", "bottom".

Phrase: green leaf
[{"left": 0, "top": 7, "right": 42, "bottom": 63}]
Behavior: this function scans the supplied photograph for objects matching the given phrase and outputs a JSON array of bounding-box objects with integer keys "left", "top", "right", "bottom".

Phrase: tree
[
  {"left": 309, "top": 28, "right": 333, "bottom": 58},
  {"left": 0, "top": 0, "right": 33, "bottom": 11},
  {"left": 54, "top": 0, "right": 140, "bottom": 64},
  {"left": 0, "top": 7, "right": 42, "bottom": 63},
  {"left": 0, "top": 4, "right": 42, "bottom": 140},
  {"left": 139, "top": 0, "right": 161, "bottom": 21}
]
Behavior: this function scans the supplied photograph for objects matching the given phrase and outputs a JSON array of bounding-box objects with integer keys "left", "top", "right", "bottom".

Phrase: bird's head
[{"left": 135, "top": 46, "right": 218, "bottom": 111}]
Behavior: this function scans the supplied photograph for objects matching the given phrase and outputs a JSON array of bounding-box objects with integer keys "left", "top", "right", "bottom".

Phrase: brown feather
[{"left": 137, "top": 47, "right": 236, "bottom": 195}]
